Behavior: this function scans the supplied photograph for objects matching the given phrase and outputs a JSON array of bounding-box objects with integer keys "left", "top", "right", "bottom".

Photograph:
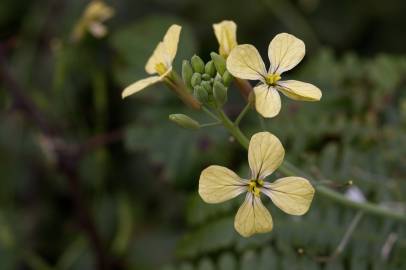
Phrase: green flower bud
[
  {"left": 191, "top": 55, "right": 205, "bottom": 73},
  {"left": 204, "top": 60, "right": 216, "bottom": 77},
  {"left": 210, "top": 52, "right": 226, "bottom": 75},
  {"left": 201, "top": 73, "right": 211, "bottom": 81},
  {"left": 182, "top": 60, "right": 193, "bottom": 90},
  {"left": 169, "top": 114, "right": 200, "bottom": 130},
  {"left": 214, "top": 73, "right": 222, "bottom": 83},
  {"left": 222, "top": 70, "right": 233, "bottom": 87},
  {"left": 201, "top": 81, "right": 212, "bottom": 94},
  {"left": 191, "top": 73, "right": 202, "bottom": 87},
  {"left": 213, "top": 81, "right": 227, "bottom": 106},
  {"left": 194, "top": 85, "right": 209, "bottom": 104}
]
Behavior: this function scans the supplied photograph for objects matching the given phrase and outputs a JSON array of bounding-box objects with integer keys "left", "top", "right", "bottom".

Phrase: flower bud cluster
[{"left": 182, "top": 53, "right": 233, "bottom": 108}]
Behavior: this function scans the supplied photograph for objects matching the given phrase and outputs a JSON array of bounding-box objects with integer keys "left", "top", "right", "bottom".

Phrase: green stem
[
  {"left": 200, "top": 121, "right": 221, "bottom": 128},
  {"left": 202, "top": 106, "right": 220, "bottom": 122},
  {"left": 235, "top": 102, "right": 251, "bottom": 126},
  {"left": 217, "top": 109, "right": 249, "bottom": 148},
  {"left": 216, "top": 109, "right": 406, "bottom": 222}
]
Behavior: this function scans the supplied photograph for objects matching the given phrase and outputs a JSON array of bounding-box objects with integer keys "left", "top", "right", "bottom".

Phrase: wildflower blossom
[
  {"left": 226, "top": 33, "right": 322, "bottom": 118},
  {"left": 199, "top": 132, "right": 315, "bottom": 237},
  {"left": 122, "top": 24, "right": 181, "bottom": 98},
  {"left": 213, "top": 20, "right": 237, "bottom": 58},
  {"left": 72, "top": 0, "right": 114, "bottom": 41}
]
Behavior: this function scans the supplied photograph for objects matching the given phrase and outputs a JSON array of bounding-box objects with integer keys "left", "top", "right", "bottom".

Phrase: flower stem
[
  {"left": 235, "top": 102, "right": 251, "bottom": 126},
  {"left": 200, "top": 121, "right": 222, "bottom": 128},
  {"left": 216, "top": 108, "right": 406, "bottom": 222},
  {"left": 202, "top": 106, "right": 220, "bottom": 122},
  {"left": 165, "top": 71, "right": 201, "bottom": 110},
  {"left": 217, "top": 109, "right": 249, "bottom": 148}
]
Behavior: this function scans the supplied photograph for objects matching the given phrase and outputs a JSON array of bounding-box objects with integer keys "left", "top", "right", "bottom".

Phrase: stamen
[
  {"left": 265, "top": 73, "right": 281, "bottom": 85},
  {"left": 155, "top": 63, "right": 167, "bottom": 76},
  {"left": 248, "top": 179, "right": 264, "bottom": 197}
]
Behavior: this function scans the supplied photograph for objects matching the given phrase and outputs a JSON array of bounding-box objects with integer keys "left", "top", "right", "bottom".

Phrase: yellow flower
[
  {"left": 121, "top": 24, "right": 181, "bottom": 98},
  {"left": 72, "top": 0, "right": 114, "bottom": 41},
  {"left": 226, "top": 33, "right": 322, "bottom": 118},
  {"left": 213, "top": 20, "right": 238, "bottom": 58},
  {"left": 199, "top": 132, "right": 315, "bottom": 237}
]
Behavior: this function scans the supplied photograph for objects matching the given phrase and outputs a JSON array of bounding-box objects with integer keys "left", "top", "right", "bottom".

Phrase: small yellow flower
[
  {"left": 226, "top": 33, "right": 322, "bottom": 118},
  {"left": 213, "top": 20, "right": 238, "bottom": 58},
  {"left": 72, "top": 0, "right": 114, "bottom": 41},
  {"left": 122, "top": 25, "right": 181, "bottom": 98},
  {"left": 199, "top": 132, "right": 315, "bottom": 237}
]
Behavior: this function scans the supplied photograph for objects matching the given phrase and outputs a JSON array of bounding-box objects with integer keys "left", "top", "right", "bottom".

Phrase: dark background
[{"left": 0, "top": 0, "right": 406, "bottom": 269}]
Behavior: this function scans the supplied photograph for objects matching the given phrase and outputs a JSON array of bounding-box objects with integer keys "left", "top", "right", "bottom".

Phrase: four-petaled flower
[
  {"left": 199, "top": 132, "right": 315, "bottom": 237},
  {"left": 122, "top": 24, "right": 181, "bottom": 98},
  {"left": 226, "top": 33, "right": 322, "bottom": 118},
  {"left": 213, "top": 20, "right": 238, "bottom": 58}
]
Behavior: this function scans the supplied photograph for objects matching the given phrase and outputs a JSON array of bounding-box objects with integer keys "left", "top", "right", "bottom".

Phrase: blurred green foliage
[{"left": 0, "top": 0, "right": 405, "bottom": 270}]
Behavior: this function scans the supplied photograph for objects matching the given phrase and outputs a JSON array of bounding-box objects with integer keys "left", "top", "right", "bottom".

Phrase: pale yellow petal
[
  {"left": 121, "top": 68, "right": 172, "bottom": 98},
  {"left": 253, "top": 84, "right": 281, "bottom": 118},
  {"left": 145, "top": 24, "right": 181, "bottom": 74},
  {"left": 248, "top": 131, "right": 284, "bottom": 180},
  {"left": 262, "top": 177, "right": 315, "bottom": 215},
  {"left": 213, "top": 20, "right": 237, "bottom": 57},
  {"left": 162, "top": 24, "right": 181, "bottom": 63},
  {"left": 145, "top": 42, "right": 167, "bottom": 74},
  {"left": 234, "top": 193, "right": 273, "bottom": 237},
  {"left": 226, "top": 44, "right": 267, "bottom": 81},
  {"left": 268, "top": 33, "right": 305, "bottom": 74},
  {"left": 277, "top": 80, "right": 322, "bottom": 101},
  {"left": 198, "top": 165, "right": 247, "bottom": 204},
  {"left": 122, "top": 76, "right": 162, "bottom": 98}
]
